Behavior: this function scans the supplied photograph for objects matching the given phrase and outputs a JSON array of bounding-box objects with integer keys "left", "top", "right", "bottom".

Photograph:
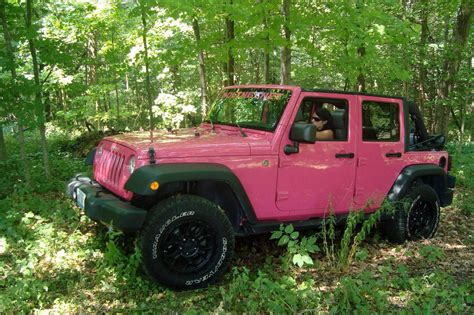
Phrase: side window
[
  {"left": 296, "top": 98, "right": 349, "bottom": 141},
  {"left": 362, "top": 101, "right": 400, "bottom": 141}
]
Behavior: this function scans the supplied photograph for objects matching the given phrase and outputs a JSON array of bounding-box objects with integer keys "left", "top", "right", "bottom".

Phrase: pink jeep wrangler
[{"left": 67, "top": 85, "right": 455, "bottom": 289}]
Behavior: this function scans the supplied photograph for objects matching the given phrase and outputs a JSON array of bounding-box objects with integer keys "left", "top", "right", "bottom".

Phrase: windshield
[{"left": 208, "top": 88, "right": 292, "bottom": 132}]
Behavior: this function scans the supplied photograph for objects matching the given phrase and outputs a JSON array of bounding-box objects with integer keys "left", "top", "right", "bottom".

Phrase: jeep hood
[{"left": 104, "top": 127, "right": 273, "bottom": 159}]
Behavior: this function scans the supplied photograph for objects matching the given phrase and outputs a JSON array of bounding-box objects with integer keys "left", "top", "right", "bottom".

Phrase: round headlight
[{"left": 128, "top": 156, "right": 136, "bottom": 173}]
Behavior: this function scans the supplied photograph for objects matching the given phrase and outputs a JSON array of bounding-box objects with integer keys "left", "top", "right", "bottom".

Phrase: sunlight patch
[
  {"left": 439, "top": 243, "right": 467, "bottom": 250},
  {"left": 0, "top": 237, "right": 6, "bottom": 255}
]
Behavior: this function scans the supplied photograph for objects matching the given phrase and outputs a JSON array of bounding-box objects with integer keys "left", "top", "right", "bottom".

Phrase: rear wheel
[
  {"left": 383, "top": 185, "right": 440, "bottom": 243},
  {"left": 138, "top": 195, "right": 235, "bottom": 290}
]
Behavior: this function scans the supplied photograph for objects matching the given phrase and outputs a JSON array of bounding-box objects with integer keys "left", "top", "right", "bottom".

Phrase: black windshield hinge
[{"left": 148, "top": 147, "right": 156, "bottom": 164}]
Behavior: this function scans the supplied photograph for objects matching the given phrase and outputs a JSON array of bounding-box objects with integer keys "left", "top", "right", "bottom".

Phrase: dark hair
[{"left": 315, "top": 107, "right": 335, "bottom": 132}]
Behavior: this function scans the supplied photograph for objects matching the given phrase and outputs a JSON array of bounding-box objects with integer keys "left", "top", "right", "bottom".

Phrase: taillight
[{"left": 439, "top": 156, "right": 447, "bottom": 168}]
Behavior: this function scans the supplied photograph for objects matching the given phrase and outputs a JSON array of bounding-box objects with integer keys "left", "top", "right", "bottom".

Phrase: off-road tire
[
  {"left": 383, "top": 185, "right": 440, "bottom": 244},
  {"left": 138, "top": 194, "right": 235, "bottom": 290}
]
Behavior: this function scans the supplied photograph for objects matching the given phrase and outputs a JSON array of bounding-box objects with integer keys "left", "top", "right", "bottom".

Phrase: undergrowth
[{"left": 0, "top": 131, "right": 472, "bottom": 313}]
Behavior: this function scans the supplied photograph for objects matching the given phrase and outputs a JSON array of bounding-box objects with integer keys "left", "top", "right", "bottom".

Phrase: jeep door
[
  {"left": 354, "top": 95, "right": 407, "bottom": 210},
  {"left": 276, "top": 92, "right": 357, "bottom": 217}
]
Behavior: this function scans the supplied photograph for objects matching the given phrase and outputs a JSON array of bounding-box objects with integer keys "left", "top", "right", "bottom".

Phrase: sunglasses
[{"left": 311, "top": 116, "right": 322, "bottom": 122}]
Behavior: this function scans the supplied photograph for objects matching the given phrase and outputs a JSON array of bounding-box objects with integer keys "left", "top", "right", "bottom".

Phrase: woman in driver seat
[{"left": 312, "top": 108, "right": 335, "bottom": 141}]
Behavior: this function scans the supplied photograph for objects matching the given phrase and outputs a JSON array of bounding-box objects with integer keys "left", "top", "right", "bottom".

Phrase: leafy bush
[
  {"left": 222, "top": 267, "right": 320, "bottom": 313},
  {"left": 270, "top": 224, "right": 319, "bottom": 268},
  {"left": 1, "top": 132, "right": 472, "bottom": 313},
  {"left": 272, "top": 204, "right": 387, "bottom": 272},
  {"left": 449, "top": 143, "right": 474, "bottom": 216}
]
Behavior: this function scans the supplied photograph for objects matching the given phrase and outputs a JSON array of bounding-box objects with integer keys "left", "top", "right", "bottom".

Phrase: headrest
[
  {"left": 331, "top": 110, "right": 345, "bottom": 129},
  {"left": 295, "top": 108, "right": 304, "bottom": 122}
]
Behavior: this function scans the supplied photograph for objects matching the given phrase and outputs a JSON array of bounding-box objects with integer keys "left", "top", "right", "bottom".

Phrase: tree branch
[{"left": 41, "top": 65, "right": 55, "bottom": 85}]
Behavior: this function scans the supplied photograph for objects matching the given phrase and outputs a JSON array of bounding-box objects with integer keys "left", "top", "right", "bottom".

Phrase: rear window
[{"left": 362, "top": 101, "right": 400, "bottom": 142}]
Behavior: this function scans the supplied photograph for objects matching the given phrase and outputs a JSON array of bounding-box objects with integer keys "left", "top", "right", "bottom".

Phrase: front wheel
[
  {"left": 383, "top": 185, "right": 440, "bottom": 244},
  {"left": 139, "top": 195, "right": 235, "bottom": 290}
]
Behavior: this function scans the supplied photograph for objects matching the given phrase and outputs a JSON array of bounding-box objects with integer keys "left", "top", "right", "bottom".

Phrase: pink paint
[{"left": 93, "top": 85, "right": 450, "bottom": 222}]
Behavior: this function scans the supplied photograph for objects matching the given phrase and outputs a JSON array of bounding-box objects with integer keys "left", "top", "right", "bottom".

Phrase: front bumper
[{"left": 66, "top": 175, "right": 147, "bottom": 232}]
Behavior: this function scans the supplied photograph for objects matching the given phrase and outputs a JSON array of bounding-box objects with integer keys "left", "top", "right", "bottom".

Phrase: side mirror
[
  {"left": 284, "top": 122, "right": 316, "bottom": 155},
  {"left": 289, "top": 122, "right": 316, "bottom": 143}
]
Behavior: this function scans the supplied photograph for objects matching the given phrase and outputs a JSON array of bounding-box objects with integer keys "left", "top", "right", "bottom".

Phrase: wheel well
[
  {"left": 132, "top": 180, "right": 245, "bottom": 231},
  {"left": 193, "top": 181, "right": 243, "bottom": 230},
  {"left": 413, "top": 175, "right": 445, "bottom": 201}
]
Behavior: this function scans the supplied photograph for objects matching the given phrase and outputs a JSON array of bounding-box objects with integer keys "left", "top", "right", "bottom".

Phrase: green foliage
[
  {"left": 450, "top": 143, "right": 474, "bottom": 216},
  {"left": 271, "top": 203, "right": 389, "bottom": 272},
  {"left": 1, "top": 0, "right": 473, "bottom": 310},
  {"left": 337, "top": 209, "right": 364, "bottom": 269},
  {"left": 320, "top": 203, "right": 388, "bottom": 271},
  {"left": 321, "top": 206, "right": 337, "bottom": 264},
  {"left": 270, "top": 224, "right": 319, "bottom": 268},
  {"left": 2, "top": 0, "right": 471, "bottom": 143},
  {"left": 0, "top": 133, "right": 472, "bottom": 312},
  {"left": 418, "top": 244, "right": 444, "bottom": 263},
  {"left": 223, "top": 267, "right": 320, "bottom": 313}
]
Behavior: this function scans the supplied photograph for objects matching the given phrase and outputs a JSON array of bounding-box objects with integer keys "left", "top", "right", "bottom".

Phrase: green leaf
[
  {"left": 355, "top": 248, "right": 369, "bottom": 261},
  {"left": 302, "top": 254, "right": 314, "bottom": 265},
  {"left": 290, "top": 231, "right": 299, "bottom": 240},
  {"left": 292, "top": 254, "right": 303, "bottom": 267},
  {"left": 306, "top": 243, "right": 320, "bottom": 253},
  {"left": 284, "top": 224, "right": 294, "bottom": 234},
  {"left": 278, "top": 235, "right": 289, "bottom": 246},
  {"left": 270, "top": 230, "right": 283, "bottom": 240}
]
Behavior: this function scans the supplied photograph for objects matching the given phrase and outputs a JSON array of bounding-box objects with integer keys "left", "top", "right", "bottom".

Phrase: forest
[{"left": 0, "top": 0, "right": 473, "bottom": 312}]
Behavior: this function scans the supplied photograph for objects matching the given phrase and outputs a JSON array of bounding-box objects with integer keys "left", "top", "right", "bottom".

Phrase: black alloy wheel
[
  {"left": 383, "top": 184, "right": 440, "bottom": 244},
  {"left": 160, "top": 220, "right": 216, "bottom": 274},
  {"left": 139, "top": 195, "right": 235, "bottom": 290},
  {"left": 407, "top": 197, "right": 439, "bottom": 240}
]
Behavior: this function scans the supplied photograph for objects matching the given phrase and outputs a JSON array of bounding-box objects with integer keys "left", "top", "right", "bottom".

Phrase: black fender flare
[
  {"left": 124, "top": 163, "right": 257, "bottom": 223},
  {"left": 387, "top": 164, "right": 449, "bottom": 204},
  {"left": 85, "top": 147, "right": 96, "bottom": 165}
]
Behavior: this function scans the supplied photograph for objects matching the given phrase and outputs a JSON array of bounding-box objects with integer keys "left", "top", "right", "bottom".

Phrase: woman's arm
[{"left": 316, "top": 129, "right": 334, "bottom": 141}]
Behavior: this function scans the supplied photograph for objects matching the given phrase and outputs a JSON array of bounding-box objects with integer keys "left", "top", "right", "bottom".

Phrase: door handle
[
  {"left": 335, "top": 153, "right": 354, "bottom": 158},
  {"left": 385, "top": 152, "right": 402, "bottom": 158}
]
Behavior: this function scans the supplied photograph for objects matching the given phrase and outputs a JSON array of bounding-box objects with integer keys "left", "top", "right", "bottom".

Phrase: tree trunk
[
  {"left": 439, "top": 0, "right": 473, "bottom": 136},
  {"left": 0, "top": 0, "right": 30, "bottom": 182},
  {"left": 44, "top": 91, "right": 52, "bottom": 121},
  {"left": 457, "top": 54, "right": 472, "bottom": 152},
  {"left": 356, "top": 45, "right": 366, "bottom": 92},
  {"left": 224, "top": 0, "right": 235, "bottom": 86},
  {"left": 111, "top": 31, "right": 120, "bottom": 122},
  {"left": 418, "top": 0, "right": 428, "bottom": 115},
  {"left": 280, "top": 0, "right": 291, "bottom": 85},
  {"left": 192, "top": 18, "right": 209, "bottom": 118},
  {"left": 263, "top": 50, "right": 270, "bottom": 84},
  {"left": 0, "top": 124, "right": 6, "bottom": 161},
  {"left": 140, "top": 0, "right": 155, "bottom": 135},
  {"left": 253, "top": 51, "right": 261, "bottom": 83},
  {"left": 262, "top": 3, "right": 271, "bottom": 84},
  {"left": 60, "top": 88, "right": 68, "bottom": 127},
  {"left": 26, "top": 0, "right": 50, "bottom": 179}
]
